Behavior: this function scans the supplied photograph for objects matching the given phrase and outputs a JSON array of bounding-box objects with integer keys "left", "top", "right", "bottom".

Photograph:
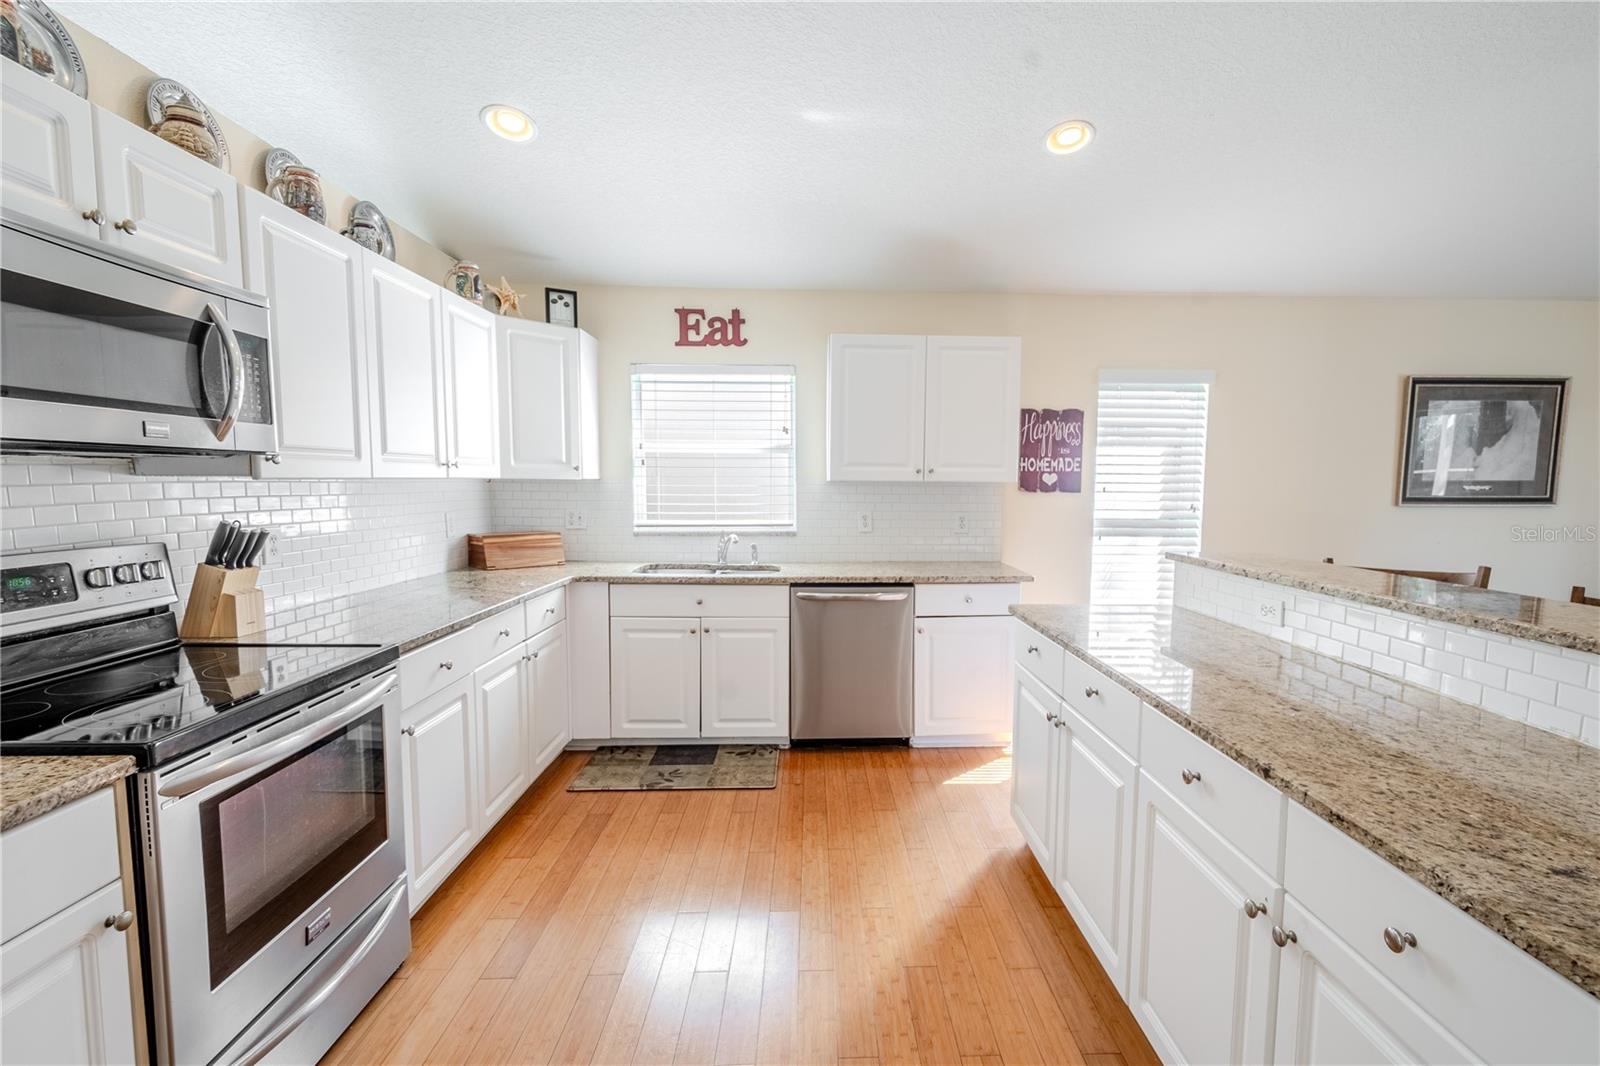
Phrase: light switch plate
[
  {"left": 566, "top": 510, "right": 588, "bottom": 530},
  {"left": 1256, "top": 600, "right": 1285, "bottom": 626}
]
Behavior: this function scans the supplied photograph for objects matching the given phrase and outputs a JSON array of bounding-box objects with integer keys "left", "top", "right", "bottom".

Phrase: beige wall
[
  {"left": 517, "top": 283, "right": 1599, "bottom": 603},
  {"left": 61, "top": 18, "right": 454, "bottom": 281}
]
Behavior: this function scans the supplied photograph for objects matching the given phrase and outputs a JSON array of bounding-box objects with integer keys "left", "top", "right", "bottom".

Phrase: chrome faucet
[{"left": 716, "top": 532, "right": 740, "bottom": 564}]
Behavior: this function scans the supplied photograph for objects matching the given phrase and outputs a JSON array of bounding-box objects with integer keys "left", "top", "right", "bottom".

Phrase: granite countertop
[
  {"left": 1, "top": 755, "right": 136, "bottom": 831},
  {"left": 1171, "top": 553, "right": 1600, "bottom": 654},
  {"left": 1012, "top": 602, "right": 1600, "bottom": 998},
  {"left": 255, "top": 560, "right": 1033, "bottom": 653}
]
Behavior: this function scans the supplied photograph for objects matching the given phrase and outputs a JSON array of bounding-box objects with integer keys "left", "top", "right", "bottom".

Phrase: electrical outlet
[
  {"left": 444, "top": 512, "right": 459, "bottom": 538},
  {"left": 954, "top": 513, "right": 969, "bottom": 535},
  {"left": 1256, "top": 600, "right": 1285, "bottom": 626},
  {"left": 565, "top": 510, "right": 587, "bottom": 530},
  {"left": 262, "top": 528, "right": 282, "bottom": 565},
  {"left": 856, "top": 512, "right": 873, "bottom": 534}
]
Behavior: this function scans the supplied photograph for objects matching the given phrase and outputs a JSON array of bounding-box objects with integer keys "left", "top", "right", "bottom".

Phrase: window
[
  {"left": 632, "top": 364, "right": 797, "bottom": 531},
  {"left": 1090, "top": 372, "right": 1212, "bottom": 607}
]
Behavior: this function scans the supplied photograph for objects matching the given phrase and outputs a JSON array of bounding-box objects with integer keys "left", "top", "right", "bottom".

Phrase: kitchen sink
[{"left": 632, "top": 562, "right": 782, "bottom": 576}]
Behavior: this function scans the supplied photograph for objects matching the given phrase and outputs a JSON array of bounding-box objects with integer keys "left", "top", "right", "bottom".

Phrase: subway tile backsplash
[
  {"left": 1174, "top": 562, "right": 1600, "bottom": 747},
  {"left": 1, "top": 460, "right": 1003, "bottom": 617}
]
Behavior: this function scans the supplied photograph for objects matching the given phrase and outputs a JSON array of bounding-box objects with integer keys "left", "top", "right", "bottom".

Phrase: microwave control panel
[{"left": 237, "top": 335, "right": 272, "bottom": 426}]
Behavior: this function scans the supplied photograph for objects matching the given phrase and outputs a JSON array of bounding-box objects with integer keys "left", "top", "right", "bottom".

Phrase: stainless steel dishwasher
[{"left": 790, "top": 586, "right": 914, "bottom": 740}]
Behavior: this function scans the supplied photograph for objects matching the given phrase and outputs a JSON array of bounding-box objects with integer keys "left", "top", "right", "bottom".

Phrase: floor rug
[{"left": 568, "top": 745, "right": 778, "bottom": 791}]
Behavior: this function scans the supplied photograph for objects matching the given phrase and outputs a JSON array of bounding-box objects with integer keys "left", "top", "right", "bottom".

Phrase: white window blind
[
  {"left": 1090, "top": 373, "right": 1212, "bottom": 607},
  {"left": 632, "top": 364, "right": 797, "bottom": 531}
]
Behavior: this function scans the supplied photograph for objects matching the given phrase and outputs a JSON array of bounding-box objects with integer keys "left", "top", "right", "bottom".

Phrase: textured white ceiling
[{"left": 58, "top": 2, "right": 1599, "bottom": 297}]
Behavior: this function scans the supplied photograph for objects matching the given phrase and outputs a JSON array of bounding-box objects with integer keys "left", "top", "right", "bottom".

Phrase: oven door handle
[
  {"left": 223, "top": 875, "right": 407, "bottom": 1066},
  {"left": 204, "top": 301, "right": 245, "bottom": 442},
  {"left": 157, "top": 674, "right": 396, "bottom": 799}
]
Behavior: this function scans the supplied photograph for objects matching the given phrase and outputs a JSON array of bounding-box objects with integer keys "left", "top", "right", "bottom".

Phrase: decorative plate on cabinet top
[
  {"left": 145, "top": 77, "right": 231, "bottom": 171},
  {"left": 2, "top": 0, "right": 87, "bottom": 97},
  {"left": 263, "top": 147, "right": 302, "bottom": 186},
  {"left": 342, "top": 200, "right": 395, "bottom": 260}
]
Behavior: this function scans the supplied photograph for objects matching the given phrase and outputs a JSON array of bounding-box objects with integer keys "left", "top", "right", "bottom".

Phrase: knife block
[{"left": 180, "top": 565, "right": 265, "bottom": 641}]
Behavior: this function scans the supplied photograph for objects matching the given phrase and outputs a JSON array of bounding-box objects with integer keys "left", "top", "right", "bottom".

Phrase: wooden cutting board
[{"left": 467, "top": 531, "right": 565, "bottom": 570}]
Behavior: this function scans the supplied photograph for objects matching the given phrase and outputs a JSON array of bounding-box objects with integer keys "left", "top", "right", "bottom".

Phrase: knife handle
[
  {"left": 222, "top": 528, "right": 251, "bottom": 569},
  {"left": 204, "top": 521, "right": 233, "bottom": 567},
  {"left": 241, "top": 529, "right": 269, "bottom": 569}
]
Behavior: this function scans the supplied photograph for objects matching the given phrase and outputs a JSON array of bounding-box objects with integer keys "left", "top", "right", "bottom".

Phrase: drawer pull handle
[
  {"left": 1026, "top": 645, "right": 1040, "bottom": 654},
  {"left": 545, "top": 607, "right": 556, "bottom": 615},
  {"left": 1084, "top": 686, "right": 1099, "bottom": 699},
  {"left": 440, "top": 660, "right": 455, "bottom": 671},
  {"left": 1271, "top": 925, "right": 1298, "bottom": 948},
  {"left": 114, "top": 217, "right": 138, "bottom": 233},
  {"left": 964, "top": 595, "right": 973, "bottom": 603},
  {"left": 104, "top": 911, "right": 135, "bottom": 932},
  {"left": 1181, "top": 768, "right": 1202, "bottom": 785},
  {"left": 1243, "top": 899, "right": 1266, "bottom": 919},
  {"left": 1383, "top": 927, "right": 1418, "bottom": 954},
  {"left": 499, "top": 628, "right": 512, "bottom": 637},
  {"left": 695, "top": 598, "right": 704, "bottom": 605},
  {"left": 704, "top": 627, "right": 711, "bottom": 633},
  {"left": 401, "top": 725, "right": 416, "bottom": 736}
]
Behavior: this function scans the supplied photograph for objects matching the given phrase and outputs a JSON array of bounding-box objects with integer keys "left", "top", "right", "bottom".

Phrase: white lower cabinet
[
  {"left": 610, "top": 617, "right": 702, "bottom": 738},
  {"left": 914, "top": 615, "right": 1013, "bottom": 739},
  {"left": 1128, "top": 770, "right": 1280, "bottom": 1066},
  {"left": 1053, "top": 700, "right": 1138, "bottom": 993},
  {"left": 0, "top": 880, "right": 137, "bottom": 1066},
  {"left": 527, "top": 620, "right": 571, "bottom": 776},
  {"left": 400, "top": 676, "right": 477, "bottom": 909},
  {"left": 474, "top": 646, "right": 528, "bottom": 827},
  {"left": 1272, "top": 894, "right": 1475, "bottom": 1065},
  {"left": 1010, "top": 665, "right": 1059, "bottom": 872},
  {"left": 701, "top": 617, "right": 789, "bottom": 739}
]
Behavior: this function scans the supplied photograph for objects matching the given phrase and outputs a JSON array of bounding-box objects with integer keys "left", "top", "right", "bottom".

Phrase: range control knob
[
  {"left": 84, "top": 567, "right": 113, "bottom": 589},
  {"left": 112, "top": 564, "right": 140, "bottom": 584},
  {"left": 139, "top": 561, "right": 165, "bottom": 580}
]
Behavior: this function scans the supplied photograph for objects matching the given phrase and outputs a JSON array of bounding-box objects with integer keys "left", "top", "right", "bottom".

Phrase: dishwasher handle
[{"left": 793, "top": 590, "right": 909, "bottom": 602}]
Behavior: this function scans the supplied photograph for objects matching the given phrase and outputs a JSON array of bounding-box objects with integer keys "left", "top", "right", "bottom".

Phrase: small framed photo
[
  {"left": 545, "top": 287, "right": 578, "bottom": 328},
  {"left": 1398, "top": 376, "right": 1567, "bottom": 504}
]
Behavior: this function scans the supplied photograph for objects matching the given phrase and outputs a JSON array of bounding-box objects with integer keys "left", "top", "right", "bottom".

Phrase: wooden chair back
[{"left": 1322, "top": 558, "right": 1491, "bottom": 589}]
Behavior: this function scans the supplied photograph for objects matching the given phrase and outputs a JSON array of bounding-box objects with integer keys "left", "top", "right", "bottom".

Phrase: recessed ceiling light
[
  {"left": 1044, "top": 119, "right": 1095, "bottom": 155},
  {"left": 480, "top": 104, "right": 537, "bottom": 142}
]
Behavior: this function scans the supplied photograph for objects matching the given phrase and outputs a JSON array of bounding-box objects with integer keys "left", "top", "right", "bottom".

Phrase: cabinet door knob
[
  {"left": 1083, "top": 686, "right": 1100, "bottom": 699},
  {"left": 499, "top": 628, "right": 512, "bottom": 637},
  {"left": 114, "top": 217, "right": 137, "bottom": 233},
  {"left": 104, "top": 910, "right": 134, "bottom": 932},
  {"left": 1243, "top": 899, "right": 1266, "bottom": 919},
  {"left": 964, "top": 595, "right": 973, "bottom": 604},
  {"left": 703, "top": 627, "right": 710, "bottom": 633},
  {"left": 914, "top": 468, "right": 922, "bottom": 475},
  {"left": 1045, "top": 711, "right": 1057, "bottom": 724},
  {"left": 1271, "top": 925, "right": 1298, "bottom": 948},
  {"left": 440, "top": 659, "right": 454, "bottom": 671},
  {"left": 917, "top": 626, "right": 925, "bottom": 634},
  {"left": 1382, "top": 927, "right": 1418, "bottom": 954},
  {"left": 573, "top": 464, "right": 580, "bottom": 471},
  {"left": 81, "top": 207, "right": 105, "bottom": 224},
  {"left": 401, "top": 725, "right": 416, "bottom": 736},
  {"left": 1181, "top": 768, "right": 1202, "bottom": 785},
  {"left": 927, "top": 468, "right": 935, "bottom": 475},
  {"left": 1026, "top": 644, "right": 1039, "bottom": 654},
  {"left": 531, "top": 650, "right": 539, "bottom": 659},
  {"left": 695, "top": 598, "right": 703, "bottom": 605},
  {"left": 544, "top": 607, "right": 556, "bottom": 615}
]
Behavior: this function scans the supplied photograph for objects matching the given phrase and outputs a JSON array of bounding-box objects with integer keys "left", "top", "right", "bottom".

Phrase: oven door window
[
  {"left": 0, "top": 269, "right": 230, "bottom": 420},
  {"left": 197, "top": 706, "right": 387, "bottom": 988}
]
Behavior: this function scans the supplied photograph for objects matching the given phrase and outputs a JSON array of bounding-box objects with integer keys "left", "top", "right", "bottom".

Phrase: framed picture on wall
[
  {"left": 1397, "top": 376, "right": 1567, "bottom": 504},
  {"left": 546, "top": 287, "right": 578, "bottom": 328}
]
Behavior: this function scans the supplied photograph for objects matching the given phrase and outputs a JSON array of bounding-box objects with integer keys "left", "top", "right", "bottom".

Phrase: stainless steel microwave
[{"left": 1, "top": 215, "right": 276, "bottom": 456}]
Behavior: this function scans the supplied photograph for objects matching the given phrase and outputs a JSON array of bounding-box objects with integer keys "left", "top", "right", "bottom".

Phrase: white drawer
[
  {"left": 2, "top": 789, "right": 121, "bottom": 942},
  {"left": 1060, "top": 651, "right": 1141, "bottom": 757},
  {"left": 610, "top": 583, "right": 788, "bottom": 618},
  {"left": 915, "top": 583, "right": 1020, "bottom": 616},
  {"left": 1139, "top": 703, "right": 1284, "bottom": 873},
  {"left": 1012, "top": 618, "right": 1065, "bottom": 695},
  {"left": 480, "top": 606, "right": 527, "bottom": 660},
  {"left": 1284, "top": 802, "right": 1599, "bottom": 1064},
  {"left": 525, "top": 586, "right": 567, "bottom": 635},
  {"left": 400, "top": 623, "right": 485, "bottom": 705}
]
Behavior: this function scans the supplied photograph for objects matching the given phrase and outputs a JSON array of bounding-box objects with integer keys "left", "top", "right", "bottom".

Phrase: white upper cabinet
[
  {"left": 91, "top": 106, "right": 242, "bottom": 287},
  {"left": 827, "top": 334, "right": 927, "bottom": 481},
  {"left": 498, "top": 318, "right": 598, "bottom": 479},
  {"left": 241, "top": 189, "right": 370, "bottom": 479},
  {"left": 827, "top": 333, "right": 1019, "bottom": 482},
  {"left": 923, "top": 335, "right": 1022, "bottom": 481},
  {"left": 0, "top": 64, "right": 99, "bottom": 238},
  {"left": 363, "top": 252, "right": 448, "bottom": 478},
  {"left": 442, "top": 293, "right": 500, "bottom": 478}
]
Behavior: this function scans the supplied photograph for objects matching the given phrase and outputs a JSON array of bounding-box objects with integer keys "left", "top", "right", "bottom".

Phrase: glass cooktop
[{"left": 1, "top": 639, "right": 397, "bottom": 767}]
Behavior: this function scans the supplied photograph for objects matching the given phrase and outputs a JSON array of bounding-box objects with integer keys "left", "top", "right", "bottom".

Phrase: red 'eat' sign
[{"left": 675, "top": 308, "right": 748, "bottom": 347}]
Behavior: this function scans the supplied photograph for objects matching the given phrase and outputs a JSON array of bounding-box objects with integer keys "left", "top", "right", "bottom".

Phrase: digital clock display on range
[{"left": 0, "top": 563, "right": 77, "bottom": 610}]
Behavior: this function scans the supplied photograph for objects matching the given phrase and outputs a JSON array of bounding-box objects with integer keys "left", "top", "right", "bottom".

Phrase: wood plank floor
[{"left": 323, "top": 746, "right": 1159, "bottom": 1066}]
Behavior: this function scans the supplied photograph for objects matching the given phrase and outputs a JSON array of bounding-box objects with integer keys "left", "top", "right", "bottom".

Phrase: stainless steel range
[{"left": 0, "top": 544, "right": 409, "bottom": 1065}]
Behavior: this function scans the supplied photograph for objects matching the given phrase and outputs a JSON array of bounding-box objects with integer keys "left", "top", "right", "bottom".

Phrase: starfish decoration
[{"left": 487, "top": 276, "right": 525, "bottom": 317}]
